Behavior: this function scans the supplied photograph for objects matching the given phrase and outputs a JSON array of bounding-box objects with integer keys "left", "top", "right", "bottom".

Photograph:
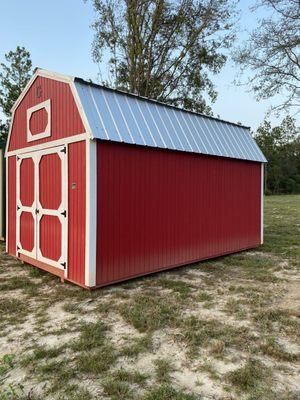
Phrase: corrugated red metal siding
[
  {"left": 67, "top": 141, "right": 86, "bottom": 285},
  {"left": 40, "top": 215, "right": 62, "bottom": 261},
  {"left": 8, "top": 76, "right": 85, "bottom": 152},
  {"left": 7, "top": 156, "right": 16, "bottom": 256},
  {"left": 39, "top": 153, "right": 62, "bottom": 210},
  {"left": 20, "top": 158, "right": 35, "bottom": 206},
  {"left": 96, "top": 141, "right": 261, "bottom": 286},
  {"left": 20, "top": 212, "right": 34, "bottom": 252}
]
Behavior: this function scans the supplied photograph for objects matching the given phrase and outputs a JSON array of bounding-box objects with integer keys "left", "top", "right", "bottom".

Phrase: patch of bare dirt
[{"left": 277, "top": 280, "right": 300, "bottom": 317}]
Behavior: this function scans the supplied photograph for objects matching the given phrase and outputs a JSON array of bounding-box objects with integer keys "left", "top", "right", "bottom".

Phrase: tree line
[
  {"left": 0, "top": 0, "right": 299, "bottom": 194},
  {"left": 255, "top": 116, "right": 300, "bottom": 194}
]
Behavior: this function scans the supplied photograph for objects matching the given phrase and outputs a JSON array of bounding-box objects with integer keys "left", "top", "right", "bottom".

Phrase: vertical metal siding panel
[
  {"left": 67, "top": 141, "right": 86, "bottom": 285},
  {"left": 8, "top": 76, "right": 85, "bottom": 152},
  {"left": 7, "top": 156, "right": 16, "bottom": 255},
  {"left": 96, "top": 142, "right": 261, "bottom": 286}
]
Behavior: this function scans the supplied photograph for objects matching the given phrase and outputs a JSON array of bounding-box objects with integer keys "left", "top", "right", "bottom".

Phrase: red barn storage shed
[{"left": 5, "top": 69, "right": 266, "bottom": 289}]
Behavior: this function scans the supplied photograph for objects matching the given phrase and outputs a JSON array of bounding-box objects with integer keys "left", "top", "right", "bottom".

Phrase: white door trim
[
  {"left": 16, "top": 146, "right": 68, "bottom": 276},
  {"left": 16, "top": 153, "right": 37, "bottom": 259},
  {"left": 35, "top": 146, "right": 68, "bottom": 274}
]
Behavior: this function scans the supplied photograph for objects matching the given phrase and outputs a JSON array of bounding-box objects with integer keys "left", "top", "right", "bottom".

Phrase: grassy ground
[{"left": 0, "top": 195, "right": 299, "bottom": 400}]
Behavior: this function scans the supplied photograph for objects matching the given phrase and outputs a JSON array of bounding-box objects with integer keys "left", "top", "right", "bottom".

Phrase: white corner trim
[
  {"left": 4, "top": 109, "right": 16, "bottom": 158},
  {"left": 27, "top": 99, "right": 51, "bottom": 142},
  {"left": 5, "top": 157, "right": 8, "bottom": 252},
  {"left": 85, "top": 139, "right": 97, "bottom": 287},
  {"left": 261, "top": 163, "right": 264, "bottom": 244}
]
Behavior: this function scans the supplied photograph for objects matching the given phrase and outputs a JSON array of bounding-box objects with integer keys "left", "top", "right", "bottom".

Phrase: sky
[{"left": 0, "top": 0, "right": 297, "bottom": 130}]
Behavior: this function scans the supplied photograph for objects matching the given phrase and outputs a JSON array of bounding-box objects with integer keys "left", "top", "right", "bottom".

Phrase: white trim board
[
  {"left": 85, "top": 139, "right": 97, "bottom": 287},
  {"left": 5, "top": 157, "right": 8, "bottom": 251},
  {"left": 261, "top": 163, "right": 264, "bottom": 245},
  {"left": 6, "top": 133, "right": 87, "bottom": 157}
]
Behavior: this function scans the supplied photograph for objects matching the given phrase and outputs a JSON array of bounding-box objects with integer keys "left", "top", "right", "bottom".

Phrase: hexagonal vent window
[
  {"left": 27, "top": 99, "right": 51, "bottom": 142},
  {"left": 29, "top": 107, "right": 48, "bottom": 135}
]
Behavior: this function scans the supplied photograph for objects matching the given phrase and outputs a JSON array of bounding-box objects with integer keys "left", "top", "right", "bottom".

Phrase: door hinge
[
  {"left": 60, "top": 262, "right": 67, "bottom": 269},
  {"left": 17, "top": 205, "right": 20, "bottom": 211},
  {"left": 60, "top": 210, "right": 67, "bottom": 218},
  {"left": 60, "top": 147, "right": 67, "bottom": 154}
]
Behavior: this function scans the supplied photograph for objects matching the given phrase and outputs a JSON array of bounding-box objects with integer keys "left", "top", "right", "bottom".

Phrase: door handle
[
  {"left": 61, "top": 210, "right": 67, "bottom": 217},
  {"left": 35, "top": 208, "right": 39, "bottom": 214}
]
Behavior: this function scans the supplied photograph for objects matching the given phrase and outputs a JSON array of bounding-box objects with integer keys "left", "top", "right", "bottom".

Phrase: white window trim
[{"left": 27, "top": 99, "right": 51, "bottom": 142}]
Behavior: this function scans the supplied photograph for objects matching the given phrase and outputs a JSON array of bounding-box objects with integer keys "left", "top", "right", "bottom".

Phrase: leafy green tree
[
  {"left": 87, "top": 0, "right": 237, "bottom": 114},
  {"left": 0, "top": 46, "right": 33, "bottom": 143},
  {"left": 255, "top": 116, "right": 300, "bottom": 194}
]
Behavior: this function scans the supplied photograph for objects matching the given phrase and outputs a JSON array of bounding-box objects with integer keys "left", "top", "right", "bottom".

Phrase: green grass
[
  {"left": 153, "top": 358, "right": 176, "bottom": 384},
  {"left": 263, "top": 195, "right": 300, "bottom": 267},
  {"left": 0, "top": 276, "right": 39, "bottom": 295},
  {"left": 0, "top": 355, "right": 14, "bottom": 377},
  {"left": 259, "top": 338, "right": 298, "bottom": 362},
  {"left": 0, "top": 383, "right": 40, "bottom": 400},
  {"left": 197, "top": 361, "right": 219, "bottom": 380},
  {"left": 226, "top": 358, "right": 271, "bottom": 392},
  {"left": 71, "top": 321, "right": 109, "bottom": 351},
  {"left": 0, "top": 298, "right": 29, "bottom": 326},
  {"left": 20, "top": 345, "right": 62, "bottom": 367},
  {"left": 143, "top": 385, "right": 198, "bottom": 400},
  {"left": 121, "top": 334, "right": 153, "bottom": 357},
  {"left": 253, "top": 308, "right": 300, "bottom": 338},
  {"left": 197, "top": 291, "right": 213, "bottom": 302},
  {"left": 153, "top": 278, "right": 192, "bottom": 299},
  {"left": 181, "top": 316, "right": 255, "bottom": 357},
  {"left": 57, "top": 385, "right": 92, "bottom": 400},
  {"left": 101, "top": 378, "right": 133, "bottom": 400},
  {"left": 118, "top": 291, "right": 179, "bottom": 332},
  {"left": 111, "top": 368, "right": 149, "bottom": 385},
  {"left": 76, "top": 344, "right": 117, "bottom": 374}
]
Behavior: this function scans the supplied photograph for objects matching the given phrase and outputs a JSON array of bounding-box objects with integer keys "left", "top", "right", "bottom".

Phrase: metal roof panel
[{"left": 75, "top": 80, "right": 267, "bottom": 163}]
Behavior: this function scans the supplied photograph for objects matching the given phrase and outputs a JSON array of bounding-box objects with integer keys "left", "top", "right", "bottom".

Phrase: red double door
[{"left": 16, "top": 146, "right": 67, "bottom": 272}]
